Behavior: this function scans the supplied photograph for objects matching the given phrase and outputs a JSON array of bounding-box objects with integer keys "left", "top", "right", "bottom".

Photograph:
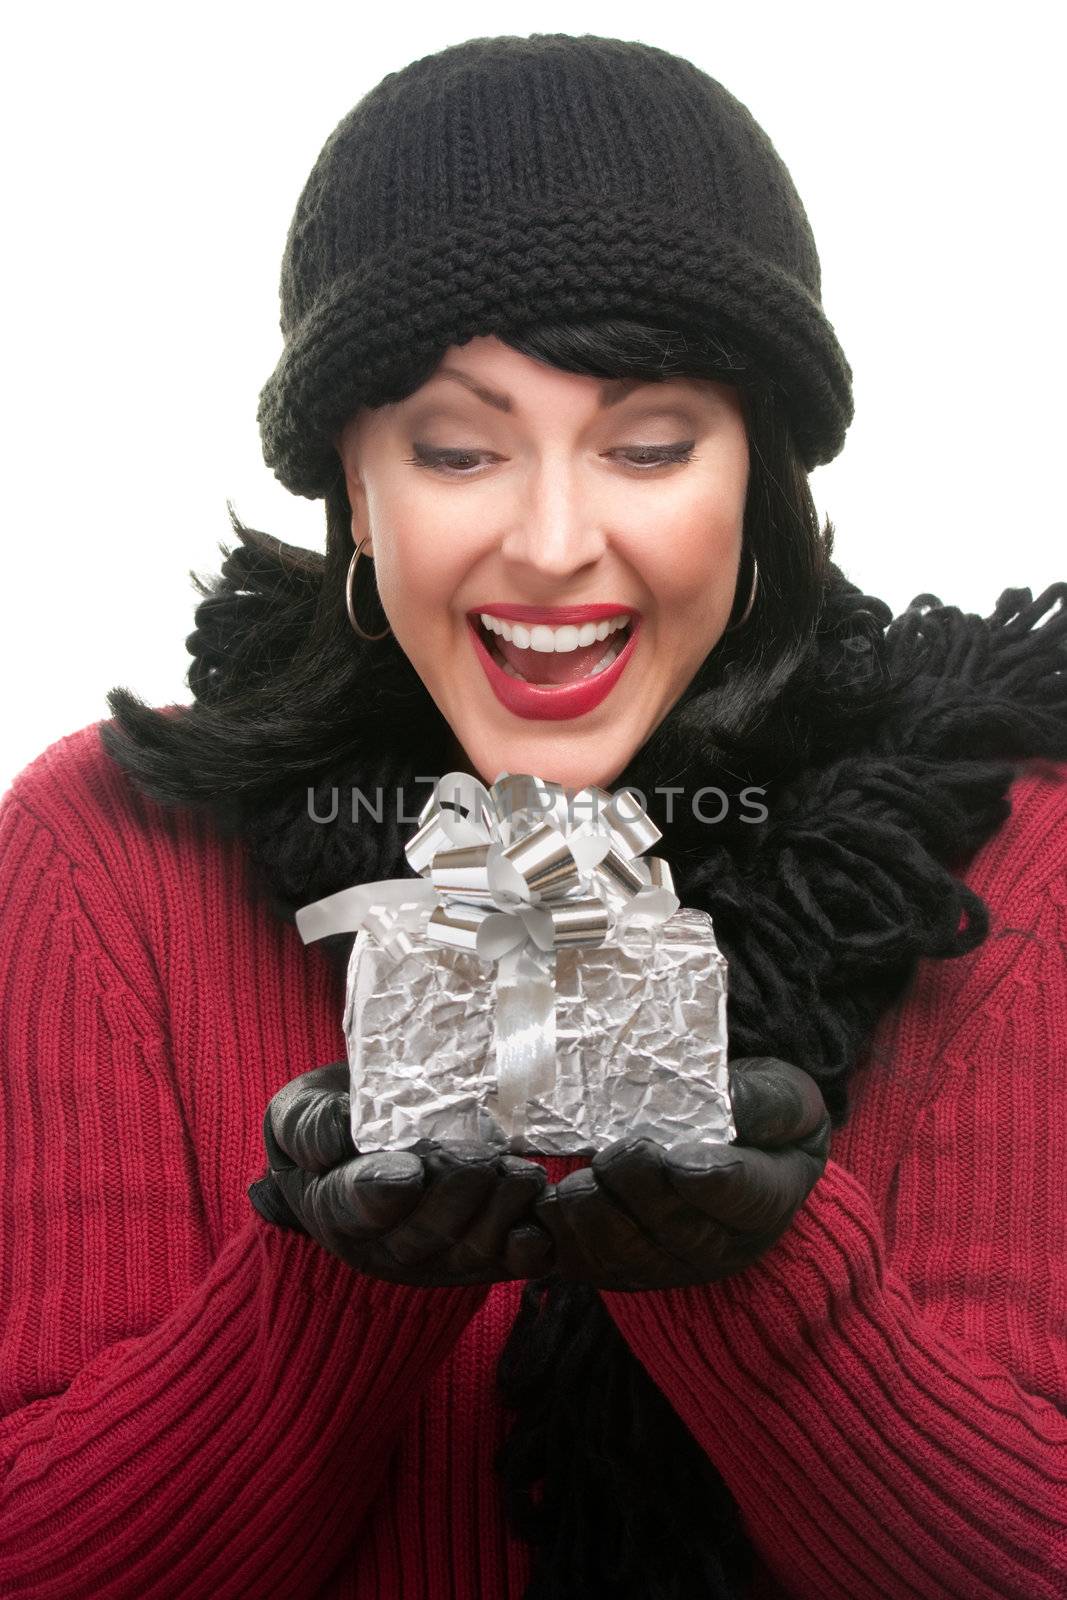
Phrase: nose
[{"left": 497, "top": 466, "right": 609, "bottom": 583}]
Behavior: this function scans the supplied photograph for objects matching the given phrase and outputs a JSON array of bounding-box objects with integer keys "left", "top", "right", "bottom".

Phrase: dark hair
[{"left": 99, "top": 318, "right": 903, "bottom": 1600}]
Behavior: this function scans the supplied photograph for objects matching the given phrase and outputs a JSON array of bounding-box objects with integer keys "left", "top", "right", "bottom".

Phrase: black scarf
[{"left": 236, "top": 567, "right": 1067, "bottom": 1598}]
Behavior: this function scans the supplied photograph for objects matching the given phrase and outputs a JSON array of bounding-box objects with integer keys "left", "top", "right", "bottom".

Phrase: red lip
[
  {"left": 468, "top": 604, "right": 636, "bottom": 625},
  {"left": 468, "top": 615, "right": 641, "bottom": 722}
]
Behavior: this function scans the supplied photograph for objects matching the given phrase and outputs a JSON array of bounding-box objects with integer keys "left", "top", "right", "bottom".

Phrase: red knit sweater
[{"left": 0, "top": 723, "right": 1064, "bottom": 1599}]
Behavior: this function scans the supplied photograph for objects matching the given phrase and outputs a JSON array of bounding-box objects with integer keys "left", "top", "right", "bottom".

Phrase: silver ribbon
[{"left": 294, "top": 770, "right": 679, "bottom": 1139}]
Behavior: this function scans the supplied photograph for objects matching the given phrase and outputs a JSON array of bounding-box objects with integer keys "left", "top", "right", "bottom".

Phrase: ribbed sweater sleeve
[
  {"left": 600, "top": 846, "right": 1067, "bottom": 1597},
  {"left": 0, "top": 791, "right": 490, "bottom": 1599}
]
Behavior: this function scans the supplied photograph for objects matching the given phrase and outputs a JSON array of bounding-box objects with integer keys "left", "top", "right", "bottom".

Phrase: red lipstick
[{"left": 467, "top": 613, "right": 641, "bottom": 722}]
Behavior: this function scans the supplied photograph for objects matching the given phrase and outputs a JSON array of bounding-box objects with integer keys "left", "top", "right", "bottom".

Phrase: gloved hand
[
  {"left": 532, "top": 1056, "right": 831, "bottom": 1292},
  {"left": 248, "top": 1062, "right": 557, "bottom": 1287}
]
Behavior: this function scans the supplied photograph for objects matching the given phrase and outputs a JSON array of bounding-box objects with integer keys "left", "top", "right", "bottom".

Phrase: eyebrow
[{"left": 430, "top": 368, "right": 662, "bottom": 413}]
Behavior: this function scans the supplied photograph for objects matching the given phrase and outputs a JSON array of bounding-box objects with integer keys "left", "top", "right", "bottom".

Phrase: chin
[{"left": 462, "top": 733, "right": 635, "bottom": 798}]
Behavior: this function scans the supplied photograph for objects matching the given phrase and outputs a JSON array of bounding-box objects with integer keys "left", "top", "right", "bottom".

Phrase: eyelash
[{"left": 405, "top": 442, "right": 698, "bottom": 476}]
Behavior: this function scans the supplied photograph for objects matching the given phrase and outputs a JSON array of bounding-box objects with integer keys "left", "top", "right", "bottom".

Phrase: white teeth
[
  {"left": 478, "top": 612, "right": 631, "bottom": 652},
  {"left": 495, "top": 630, "right": 628, "bottom": 682}
]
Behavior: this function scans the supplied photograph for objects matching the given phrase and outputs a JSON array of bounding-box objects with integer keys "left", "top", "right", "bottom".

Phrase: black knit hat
[{"left": 257, "top": 32, "right": 854, "bottom": 500}]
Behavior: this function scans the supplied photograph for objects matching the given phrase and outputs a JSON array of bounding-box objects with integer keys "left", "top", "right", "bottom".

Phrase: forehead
[
  {"left": 418, "top": 367, "right": 675, "bottom": 414},
  {"left": 336, "top": 356, "right": 727, "bottom": 453},
  {"left": 411, "top": 362, "right": 722, "bottom": 416}
]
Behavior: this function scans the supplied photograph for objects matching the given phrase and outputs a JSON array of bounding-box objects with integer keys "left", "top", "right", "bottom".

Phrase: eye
[
  {"left": 406, "top": 446, "right": 489, "bottom": 475},
  {"left": 612, "top": 442, "right": 698, "bottom": 471},
  {"left": 406, "top": 442, "right": 698, "bottom": 476}
]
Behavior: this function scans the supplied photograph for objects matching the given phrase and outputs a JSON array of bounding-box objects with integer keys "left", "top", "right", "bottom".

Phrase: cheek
[
  {"left": 370, "top": 515, "right": 467, "bottom": 641},
  {"left": 650, "top": 494, "right": 745, "bottom": 617},
  {"left": 368, "top": 466, "right": 481, "bottom": 592}
]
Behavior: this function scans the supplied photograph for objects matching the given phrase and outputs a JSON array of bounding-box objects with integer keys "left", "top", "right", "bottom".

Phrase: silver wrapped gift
[{"left": 296, "top": 770, "right": 734, "bottom": 1156}]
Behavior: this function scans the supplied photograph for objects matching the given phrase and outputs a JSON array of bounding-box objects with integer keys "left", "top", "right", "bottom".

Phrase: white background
[{"left": 2, "top": 1, "right": 1063, "bottom": 794}]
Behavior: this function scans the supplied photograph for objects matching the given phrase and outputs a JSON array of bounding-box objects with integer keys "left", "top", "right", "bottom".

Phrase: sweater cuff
[
  {"left": 599, "top": 1158, "right": 881, "bottom": 1369},
  {"left": 248, "top": 1203, "right": 493, "bottom": 1322}
]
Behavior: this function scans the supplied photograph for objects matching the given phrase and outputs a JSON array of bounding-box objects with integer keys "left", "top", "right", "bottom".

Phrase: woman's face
[{"left": 336, "top": 335, "right": 749, "bottom": 793}]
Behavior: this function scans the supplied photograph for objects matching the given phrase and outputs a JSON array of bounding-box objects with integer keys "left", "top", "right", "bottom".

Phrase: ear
[
  {"left": 334, "top": 419, "right": 367, "bottom": 508},
  {"left": 349, "top": 507, "right": 372, "bottom": 559},
  {"left": 337, "top": 452, "right": 369, "bottom": 552},
  {"left": 345, "top": 464, "right": 368, "bottom": 521}
]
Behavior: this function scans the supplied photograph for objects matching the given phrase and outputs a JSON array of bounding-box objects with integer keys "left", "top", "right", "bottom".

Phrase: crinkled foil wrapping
[{"left": 342, "top": 906, "right": 733, "bottom": 1155}]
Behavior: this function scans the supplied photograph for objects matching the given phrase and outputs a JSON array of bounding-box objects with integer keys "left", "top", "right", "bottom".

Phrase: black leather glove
[
  {"left": 532, "top": 1056, "right": 831, "bottom": 1292},
  {"left": 248, "top": 1062, "right": 557, "bottom": 1287}
]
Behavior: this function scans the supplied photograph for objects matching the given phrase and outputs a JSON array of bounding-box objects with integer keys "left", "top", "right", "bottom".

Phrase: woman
[{"left": 1, "top": 32, "right": 1064, "bottom": 1600}]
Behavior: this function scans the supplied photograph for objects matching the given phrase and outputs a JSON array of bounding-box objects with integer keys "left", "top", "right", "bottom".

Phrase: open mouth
[
  {"left": 467, "top": 610, "right": 641, "bottom": 722},
  {"left": 475, "top": 615, "right": 634, "bottom": 686}
]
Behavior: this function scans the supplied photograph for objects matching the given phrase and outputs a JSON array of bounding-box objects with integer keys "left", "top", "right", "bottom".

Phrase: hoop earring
[
  {"left": 345, "top": 538, "right": 392, "bottom": 641},
  {"left": 725, "top": 552, "right": 759, "bottom": 632}
]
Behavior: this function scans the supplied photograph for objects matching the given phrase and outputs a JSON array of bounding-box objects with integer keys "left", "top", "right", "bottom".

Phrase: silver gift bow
[{"left": 294, "top": 770, "right": 680, "bottom": 1139}]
